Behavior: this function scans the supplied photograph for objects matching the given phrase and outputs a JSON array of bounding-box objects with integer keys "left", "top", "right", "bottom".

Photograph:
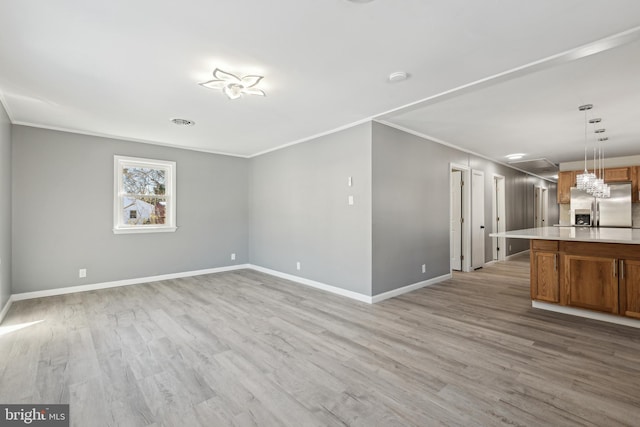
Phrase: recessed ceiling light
[
  {"left": 505, "top": 153, "right": 525, "bottom": 160},
  {"left": 388, "top": 71, "right": 408, "bottom": 82},
  {"left": 170, "top": 118, "right": 195, "bottom": 126}
]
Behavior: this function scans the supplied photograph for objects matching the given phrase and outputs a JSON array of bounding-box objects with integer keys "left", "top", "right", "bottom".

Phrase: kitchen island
[{"left": 491, "top": 226, "right": 640, "bottom": 328}]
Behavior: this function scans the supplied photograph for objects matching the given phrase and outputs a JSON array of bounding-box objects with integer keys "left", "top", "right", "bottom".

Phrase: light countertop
[{"left": 490, "top": 227, "right": 640, "bottom": 244}]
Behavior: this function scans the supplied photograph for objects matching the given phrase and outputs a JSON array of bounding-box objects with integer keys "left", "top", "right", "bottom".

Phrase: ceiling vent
[{"left": 508, "top": 158, "right": 558, "bottom": 179}]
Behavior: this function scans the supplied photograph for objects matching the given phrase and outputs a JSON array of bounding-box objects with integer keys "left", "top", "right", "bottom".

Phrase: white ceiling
[{"left": 1, "top": 1, "right": 640, "bottom": 165}]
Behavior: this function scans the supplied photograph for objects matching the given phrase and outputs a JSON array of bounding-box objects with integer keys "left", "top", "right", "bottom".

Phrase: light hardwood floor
[{"left": 1, "top": 254, "right": 639, "bottom": 426}]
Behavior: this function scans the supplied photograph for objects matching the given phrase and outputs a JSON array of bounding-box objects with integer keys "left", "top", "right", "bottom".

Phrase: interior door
[
  {"left": 471, "top": 170, "right": 485, "bottom": 270},
  {"left": 492, "top": 175, "right": 506, "bottom": 261},
  {"left": 451, "top": 170, "right": 462, "bottom": 271}
]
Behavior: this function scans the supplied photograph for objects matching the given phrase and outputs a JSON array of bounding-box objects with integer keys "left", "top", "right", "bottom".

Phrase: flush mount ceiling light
[
  {"left": 170, "top": 118, "right": 195, "bottom": 126},
  {"left": 388, "top": 71, "right": 408, "bottom": 82},
  {"left": 199, "top": 68, "right": 266, "bottom": 100},
  {"left": 505, "top": 153, "right": 525, "bottom": 160}
]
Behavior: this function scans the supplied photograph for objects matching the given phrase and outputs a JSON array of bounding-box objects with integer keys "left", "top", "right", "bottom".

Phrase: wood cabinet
[
  {"left": 603, "top": 167, "right": 631, "bottom": 182},
  {"left": 619, "top": 259, "right": 640, "bottom": 319},
  {"left": 531, "top": 240, "right": 560, "bottom": 303},
  {"left": 564, "top": 254, "right": 618, "bottom": 314},
  {"left": 632, "top": 166, "right": 640, "bottom": 203},
  {"left": 557, "top": 165, "right": 640, "bottom": 204},
  {"left": 557, "top": 170, "right": 577, "bottom": 204}
]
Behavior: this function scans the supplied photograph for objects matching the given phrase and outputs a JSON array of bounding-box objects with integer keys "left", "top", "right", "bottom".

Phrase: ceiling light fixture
[
  {"left": 170, "top": 118, "right": 195, "bottom": 126},
  {"left": 199, "top": 68, "right": 266, "bottom": 100},
  {"left": 388, "top": 71, "right": 408, "bottom": 82},
  {"left": 576, "top": 105, "right": 609, "bottom": 198},
  {"left": 576, "top": 104, "right": 596, "bottom": 194},
  {"left": 505, "top": 153, "right": 525, "bottom": 160}
]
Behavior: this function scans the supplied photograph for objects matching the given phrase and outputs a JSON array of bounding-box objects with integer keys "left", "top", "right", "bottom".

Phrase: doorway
[
  {"left": 492, "top": 174, "right": 506, "bottom": 261},
  {"left": 534, "top": 186, "right": 548, "bottom": 228},
  {"left": 450, "top": 164, "right": 471, "bottom": 272},
  {"left": 471, "top": 170, "right": 485, "bottom": 270}
]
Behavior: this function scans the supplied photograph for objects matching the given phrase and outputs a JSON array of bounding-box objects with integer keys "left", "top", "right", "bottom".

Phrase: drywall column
[
  {"left": 249, "top": 123, "right": 373, "bottom": 296},
  {"left": 0, "top": 102, "right": 10, "bottom": 314}
]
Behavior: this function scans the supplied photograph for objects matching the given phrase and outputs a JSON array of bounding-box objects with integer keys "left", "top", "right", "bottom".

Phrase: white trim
[
  {"left": 0, "top": 296, "right": 14, "bottom": 324},
  {"left": 379, "top": 120, "right": 555, "bottom": 183},
  {"left": 113, "top": 155, "right": 177, "bottom": 234},
  {"left": 532, "top": 301, "right": 640, "bottom": 329},
  {"left": 10, "top": 121, "right": 249, "bottom": 158},
  {"left": 249, "top": 120, "right": 371, "bottom": 158},
  {"left": 506, "top": 250, "right": 529, "bottom": 260},
  {"left": 450, "top": 163, "right": 472, "bottom": 273},
  {"left": 247, "top": 265, "right": 372, "bottom": 303},
  {"left": 11, "top": 264, "right": 249, "bottom": 301},
  {"left": 371, "top": 273, "right": 452, "bottom": 303}
]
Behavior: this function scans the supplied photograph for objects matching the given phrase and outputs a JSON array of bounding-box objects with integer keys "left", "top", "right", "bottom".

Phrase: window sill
[{"left": 113, "top": 226, "right": 177, "bottom": 235}]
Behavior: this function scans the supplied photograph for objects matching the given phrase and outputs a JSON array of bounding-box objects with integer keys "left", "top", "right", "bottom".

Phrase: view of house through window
[{"left": 114, "top": 156, "right": 176, "bottom": 233}]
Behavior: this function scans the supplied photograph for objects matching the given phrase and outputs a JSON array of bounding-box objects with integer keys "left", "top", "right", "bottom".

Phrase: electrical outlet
[
  {"left": 422, "top": 264, "right": 426, "bottom": 273},
  {"left": 79, "top": 268, "right": 87, "bottom": 278},
  {"left": 231, "top": 253, "right": 236, "bottom": 261},
  {"left": 348, "top": 195, "right": 354, "bottom": 205},
  {"left": 296, "top": 261, "right": 301, "bottom": 271}
]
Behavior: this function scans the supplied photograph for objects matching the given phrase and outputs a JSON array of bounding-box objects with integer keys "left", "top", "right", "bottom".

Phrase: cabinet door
[
  {"left": 604, "top": 167, "right": 631, "bottom": 183},
  {"left": 557, "top": 171, "right": 576, "bottom": 204},
  {"left": 532, "top": 251, "right": 559, "bottom": 302},
  {"left": 632, "top": 166, "right": 640, "bottom": 203},
  {"left": 564, "top": 255, "right": 618, "bottom": 314},
  {"left": 619, "top": 259, "right": 640, "bottom": 319}
]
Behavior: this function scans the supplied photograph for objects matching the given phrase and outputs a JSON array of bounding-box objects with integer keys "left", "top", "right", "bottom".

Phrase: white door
[
  {"left": 492, "top": 175, "right": 506, "bottom": 261},
  {"left": 542, "top": 187, "right": 548, "bottom": 227},
  {"left": 534, "top": 186, "right": 548, "bottom": 228},
  {"left": 451, "top": 170, "right": 462, "bottom": 271},
  {"left": 471, "top": 170, "right": 485, "bottom": 270}
]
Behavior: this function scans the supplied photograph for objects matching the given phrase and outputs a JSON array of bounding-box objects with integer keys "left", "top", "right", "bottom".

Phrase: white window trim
[{"left": 113, "top": 155, "right": 177, "bottom": 234}]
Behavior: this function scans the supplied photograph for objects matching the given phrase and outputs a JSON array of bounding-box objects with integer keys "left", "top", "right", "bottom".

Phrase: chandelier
[
  {"left": 199, "top": 68, "right": 266, "bottom": 100},
  {"left": 575, "top": 104, "right": 609, "bottom": 198}
]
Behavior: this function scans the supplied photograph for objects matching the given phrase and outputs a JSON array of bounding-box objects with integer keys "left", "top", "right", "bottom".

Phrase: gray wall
[
  {"left": 12, "top": 126, "right": 248, "bottom": 293},
  {"left": 249, "top": 123, "right": 372, "bottom": 296},
  {"left": 0, "top": 103, "right": 11, "bottom": 310},
  {"left": 372, "top": 122, "right": 557, "bottom": 295}
]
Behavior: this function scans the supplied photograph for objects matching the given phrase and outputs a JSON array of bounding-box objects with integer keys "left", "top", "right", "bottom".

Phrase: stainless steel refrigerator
[
  {"left": 598, "top": 182, "right": 632, "bottom": 227},
  {"left": 570, "top": 182, "right": 632, "bottom": 227}
]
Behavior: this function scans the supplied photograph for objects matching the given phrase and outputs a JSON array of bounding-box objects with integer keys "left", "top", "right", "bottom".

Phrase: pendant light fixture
[
  {"left": 576, "top": 104, "right": 610, "bottom": 199},
  {"left": 576, "top": 104, "right": 596, "bottom": 192}
]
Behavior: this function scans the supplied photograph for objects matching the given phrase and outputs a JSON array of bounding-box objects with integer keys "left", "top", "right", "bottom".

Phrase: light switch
[
  {"left": 348, "top": 176, "right": 353, "bottom": 187},
  {"left": 348, "top": 195, "right": 354, "bottom": 205}
]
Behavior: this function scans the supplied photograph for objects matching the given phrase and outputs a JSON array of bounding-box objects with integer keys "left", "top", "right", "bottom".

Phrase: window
[{"left": 114, "top": 156, "right": 176, "bottom": 234}]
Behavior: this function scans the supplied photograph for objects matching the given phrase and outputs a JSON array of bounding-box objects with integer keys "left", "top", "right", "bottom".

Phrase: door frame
[
  {"left": 492, "top": 174, "right": 506, "bottom": 261},
  {"left": 534, "top": 185, "right": 549, "bottom": 228},
  {"left": 471, "top": 169, "right": 485, "bottom": 270},
  {"left": 450, "top": 163, "right": 471, "bottom": 273}
]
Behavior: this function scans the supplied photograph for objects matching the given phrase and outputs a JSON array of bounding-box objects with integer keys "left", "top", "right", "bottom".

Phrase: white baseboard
[
  {"left": 0, "top": 296, "right": 13, "bottom": 324},
  {"left": 5, "top": 263, "right": 449, "bottom": 312},
  {"left": 532, "top": 301, "right": 640, "bottom": 329},
  {"left": 247, "top": 265, "right": 373, "bottom": 303},
  {"left": 506, "top": 249, "right": 529, "bottom": 260},
  {"left": 371, "top": 273, "right": 452, "bottom": 303},
  {"left": 11, "top": 264, "right": 250, "bottom": 302}
]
